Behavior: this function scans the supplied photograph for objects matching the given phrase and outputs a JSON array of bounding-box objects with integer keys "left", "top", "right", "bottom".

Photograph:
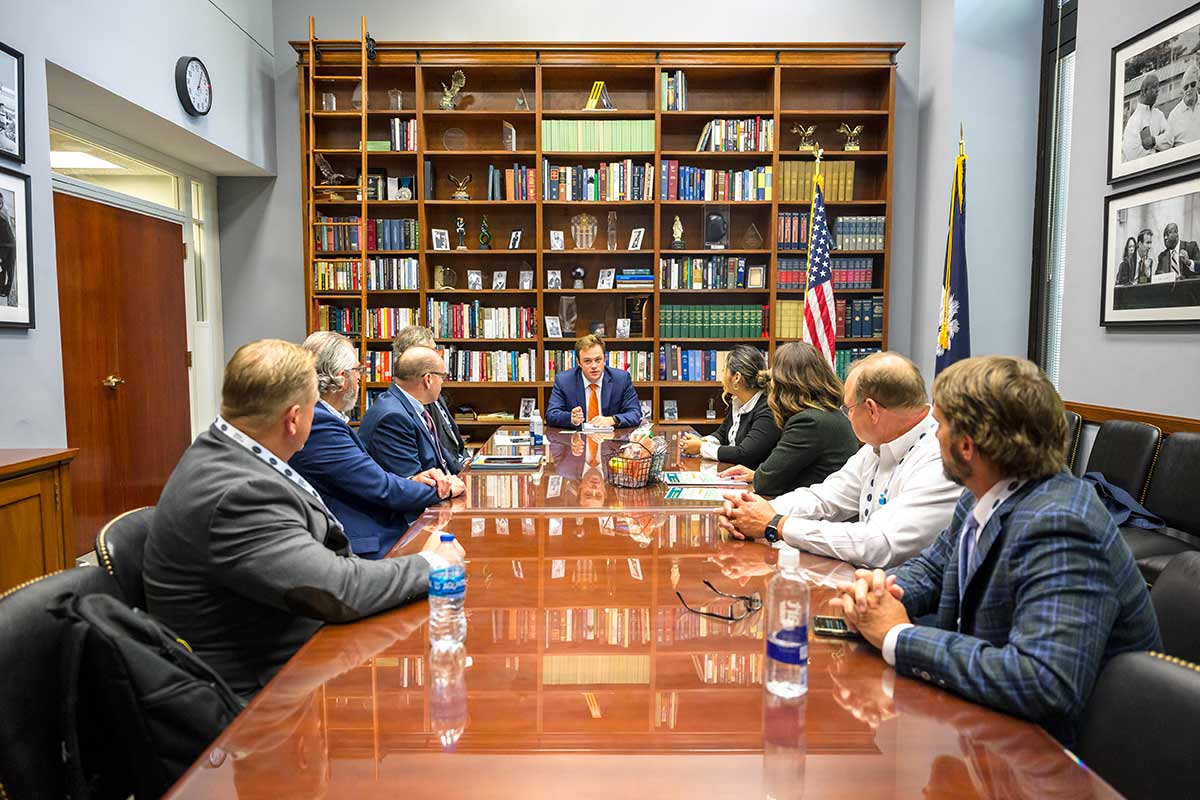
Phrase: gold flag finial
[{"left": 959, "top": 123, "right": 965, "bottom": 157}]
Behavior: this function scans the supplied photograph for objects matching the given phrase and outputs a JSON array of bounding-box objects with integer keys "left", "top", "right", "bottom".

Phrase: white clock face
[{"left": 186, "top": 59, "right": 212, "bottom": 114}]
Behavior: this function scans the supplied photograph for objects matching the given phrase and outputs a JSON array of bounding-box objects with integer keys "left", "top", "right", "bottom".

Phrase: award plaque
[
  {"left": 455, "top": 216, "right": 467, "bottom": 250},
  {"left": 435, "top": 265, "right": 458, "bottom": 290},
  {"left": 570, "top": 213, "right": 599, "bottom": 250}
]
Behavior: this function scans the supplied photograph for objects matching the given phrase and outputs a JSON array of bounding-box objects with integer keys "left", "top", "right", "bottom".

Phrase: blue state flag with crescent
[{"left": 935, "top": 148, "right": 970, "bottom": 376}]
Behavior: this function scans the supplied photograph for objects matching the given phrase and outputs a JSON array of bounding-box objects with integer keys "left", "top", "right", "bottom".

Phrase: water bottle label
[
  {"left": 429, "top": 567, "right": 466, "bottom": 597},
  {"left": 766, "top": 626, "right": 809, "bottom": 665}
]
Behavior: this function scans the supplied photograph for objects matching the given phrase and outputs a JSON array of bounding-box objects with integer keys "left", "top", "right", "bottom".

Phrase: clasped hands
[
  {"left": 829, "top": 568, "right": 912, "bottom": 650},
  {"left": 570, "top": 405, "right": 615, "bottom": 428},
  {"left": 411, "top": 468, "right": 465, "bottom": 500}
]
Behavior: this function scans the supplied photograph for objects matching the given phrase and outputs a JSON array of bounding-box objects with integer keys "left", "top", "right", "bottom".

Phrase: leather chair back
[
  {"left": 1063, "top": 410, "right": 1082, "bottom": 471},
  {"left": 95, "top": 506, "right": 154, "bottom": 609},
  {"left": 1151, "top": 550, "right": 1200, "bottom": 664},
  {"left": 1078, "top": 651, "right": 1200, "bottom": 800},
  {"left": 0, "top": 567, "right": 124, "bottom": 799},
  {"left": 1142, "top": 432, "right": 1200, "bottom": 535},
  {"left": 1084, "top": 420, "right": 1162, "bottom": 503}
]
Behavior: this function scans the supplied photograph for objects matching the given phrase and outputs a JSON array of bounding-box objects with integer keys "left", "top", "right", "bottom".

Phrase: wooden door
[{"left": 54, "top": 193, "right": 191, "bottom": 555}]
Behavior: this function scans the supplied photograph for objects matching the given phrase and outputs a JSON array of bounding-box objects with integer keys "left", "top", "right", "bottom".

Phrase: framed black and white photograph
[
  {"left": 0, "top": 165, "right": 32, "bottom": 328},
  {"left": 467, "top": 269, "right": 483, "bottom": 291},
  {"left": 0, "top": 42, "right": 24, "bottom": 164},
  {"left": 545, "top": 315, "right": 563, "bottom": 338},
  {"left": 1102, "top": 172, "right": 1200, "bottom": 326},
  {"left": 546, "top": 269, "right": 562, "bottom": 289},
  {"left": 518, "top": 397, "right": 536, "bottom": 420},
  {"left": 628, "top": 227, "right": 644, "bottom": 250},
  {"left": 597, "top": 268, "right": 615, "bottom": 290},
  {"left": 518, "top": 269, "right": 534, "bottom": 290},
  {"left": 662, "top": 399, "right": 679, "bottom": 421},
  {"left": 491, "top": 270, "right": 507, "bottom": 290},
  {"left": 431, "top": 228, "right": 450, "bottom": 251},
  {"left": 549, "top": 230, "right": 565, "bottom": 251},
  {"left": 509, "top": 228, "right": 522, "bottom": 249},
  {"left": 1109, "top": 3, "right": 1200, "bottom": 183},
  {"left": 615, "top": 317, "right": 631, "bottom": 338}
]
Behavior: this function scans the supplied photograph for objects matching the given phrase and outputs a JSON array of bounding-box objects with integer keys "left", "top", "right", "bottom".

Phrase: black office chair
[
  {"left": 0, "top": 567, "right": 126, "bottom": 799},
  {"left": 1063, "top": 410, "right": 1082, "bottom": 472},
  {"left": 1078, "top": 651, "right": 1200, "bottom": 800},
  {"left": 95, "top": 506, "right": 154, "bottom": 609},
  {"left": 1084, "top": 419, "right": 1161, "bottom": 503},
  {"left": 1124, "top": 433, "right": 1200, "bottom": 583},
  {"left": 1150, "top": 551, "right": 1200, "bottom": 664}
]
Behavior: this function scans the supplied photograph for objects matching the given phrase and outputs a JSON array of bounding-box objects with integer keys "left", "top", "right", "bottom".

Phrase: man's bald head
[
  {"left": 395, "top": 346, "right": 444, "bottom": 383},
  {"left": 847, "top": 351, "right": 928, "bottom": 410}
]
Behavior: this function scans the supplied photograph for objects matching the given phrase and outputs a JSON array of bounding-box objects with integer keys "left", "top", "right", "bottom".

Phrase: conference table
[{"left": 165, "top": 427, "right": 1120, "bottom": 798}]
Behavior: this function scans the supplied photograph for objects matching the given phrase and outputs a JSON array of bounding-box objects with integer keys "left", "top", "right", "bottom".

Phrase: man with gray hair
[
  {"left": 1121, "top": 71, "right": 1169, "bottom": 160},
  {"left": 1166, "top": 61, "right": 1200, "bottom": 148},
  {"left": 289, "top": 331, "right": 463, "bottom": 559},
  {"left": 393, "top": 324, "right": 469, "bottom": 472},
  {"left": 362, "top": 345, "right": 459, "bottom": 480}
]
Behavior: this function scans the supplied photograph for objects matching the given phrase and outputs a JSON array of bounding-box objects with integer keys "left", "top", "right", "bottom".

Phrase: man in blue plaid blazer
[{"left": 833, "top": 356, "right": 1160, "bottom": 744}]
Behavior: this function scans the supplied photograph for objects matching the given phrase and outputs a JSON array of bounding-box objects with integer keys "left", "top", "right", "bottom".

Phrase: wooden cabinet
[{"left": 0, "top": 449, "right": 77, "bottom": 593}]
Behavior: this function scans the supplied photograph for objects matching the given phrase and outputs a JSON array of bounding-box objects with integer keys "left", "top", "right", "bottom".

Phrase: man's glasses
[
  {"left": 676, "top": 579, "right": 762, "bottom": 622},
  {"left": 424, "top": 370, "right": 450, "bottom": 379}
]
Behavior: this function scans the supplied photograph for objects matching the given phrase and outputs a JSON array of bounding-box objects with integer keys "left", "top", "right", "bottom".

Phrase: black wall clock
[{"left": 175, "top": 56, "right": 212, "bottom": 116}]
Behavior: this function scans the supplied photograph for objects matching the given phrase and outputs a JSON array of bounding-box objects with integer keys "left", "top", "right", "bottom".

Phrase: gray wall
[
  {"left": 0, "top": 0, "right": 276, "bottom": 447},
  {"left": 1058, "top": 0, "right": 1200, "bottom": 417}
]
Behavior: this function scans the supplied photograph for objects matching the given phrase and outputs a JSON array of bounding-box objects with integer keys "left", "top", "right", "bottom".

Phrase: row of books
[
  {"left": 315, "top": 214, "right": 361, "bottom": 252},
  {"left": 695, "top": 118, "right": 775, "bottom": 153},
  {"left": 659, "top": 256, "right": 765, "bottom": 290},
  {"left": 367, "top": 217, "right": 419, "bottom": 251},
  {"left": 659, "top": 346, "right": 746, "bottom": 382},
  {"left": 833, "top": 216, "right": 887, "bottom": 250},
  {"left": 367, "top": 174, "right": 415, "bottom": 201},
  {"left": 661, "top": 69, "right": 688, "bottom": 111},
  {"left": 426, "top": 301, "right": 537, "bottom": 339},
  {"left": 442, "top": 347, "right": 538, "bottom": 382},
  {"left": 313, "top": 260, "right": 361, "bottom": 292},
  {"left": 613, "top": 268, "right": 654, "bottom": 291},
  {"left": 834, "top": 347, "right": 882, "bottom": 381},
  {"left": 485, "top": 163, "right": 537, "bottom": 201},
  {"left": 655, "top": 513, "right": 723, "bottom": 548},
  {"left": 541, "top": 119, "right": 656, "bottom": 152},
  {"left": 388, "top": 117, "right": 417, "bottom": 151},
  {"left": 467, "top": 477, "right": 538, "bottom": 511},
  {"left": 777, "top": 211, "right": 810, "bottom": 251},
  {"left": 314, "top": 258, "right": 421, "bottom": 292},
  {"left": 657, "top": 607, "right": 764, "bottom": 644},
  {"left": 545, "top": 349, "right": 654, "bottom": 382},
  {"left": 774, "top": 300, "right": 805, "bottom": 339},
  {"left": 365, "top": 307, "right": 418, "bottom": 339},
  {"left": 365, "top": 349, "right": 392, "bottom": 383},
  {"left": 543, "top": 655, "right": 650, "bottom": 686},
  {"left": 692, "top": 653, "right": 764, "bottom": 686},
  {"left": 837, "top": 297, "right": 884, "bottom": 339},
  {"left": 659, "top": 162, "right": 772, "bottom": 202},
  {"left": 485, "top": 609, "right": 538, "bottom": 645},
  {"left": 778, "top": 257, "right": 876, "bottom": 290},
  {"left": 316, "top": 305, "right": 360, "bottom": 335},
  {"left": 659, "top": 305, "right": 767, "bottom": 338},
  {"left": 779, "top": 160, "right": 856, "bottom": 202},
  {"left": 545, "top": 608, "right": 652, "bottom": 648},
  {"left": 543, "top": 160, "right": 654, "bottom": 201}
]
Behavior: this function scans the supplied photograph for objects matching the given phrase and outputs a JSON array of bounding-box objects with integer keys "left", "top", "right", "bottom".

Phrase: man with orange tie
[{"left": 546, "top": 334, "right": 644, "bottom": 430}]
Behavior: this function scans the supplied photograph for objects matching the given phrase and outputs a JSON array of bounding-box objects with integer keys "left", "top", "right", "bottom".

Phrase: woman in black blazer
[
  {"left": 679, "top": 345, "right": 781, "bottom": 468},
  {"left": 720, "top": 341, "right": 859, "bottom": 497}
]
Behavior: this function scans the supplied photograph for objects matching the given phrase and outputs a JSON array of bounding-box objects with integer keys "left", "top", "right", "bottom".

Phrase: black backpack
[{"left": 53, "top": 592, "right": 246, "bottom": 799}]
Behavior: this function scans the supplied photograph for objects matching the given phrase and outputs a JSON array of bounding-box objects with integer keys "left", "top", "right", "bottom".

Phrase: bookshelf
[{"left": 296, "top": 21, "right": 900, "bottom": 435}]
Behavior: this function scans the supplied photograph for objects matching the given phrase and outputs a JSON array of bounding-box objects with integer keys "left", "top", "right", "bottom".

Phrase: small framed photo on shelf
[
  {"left": 545, "top": 315, "right": 564, "bottom": 338},
  {"left": 509, "top": 229, "right": 522, "bottom": 249},
  {"left": 366, "top": 168, "right": 387, "bottom": 201},
  {"left": 518, "top": 397, "right": 536, "bottom": 420},
  {"left": 639, "top": 399, "right": 652, "bottom": 420},
  {"left": 547, "top": 270, "right": 562, "bottom": 289},
  {"left": 615, "top": 318, "right": 631, "bottom": 338},
  {"left": 550, "top": 230, "right": 565, "bottom": 250},
  {"left": 588, "top": 321, "right": 606, "bottom": 336},
  {"left": 519, "top": 270, "right": 534, "bottom": 290},
  {"left": 431, "top": 228, "right": 450, "bottom": 251},
  {"left": 663, "top": 399, "right": 679, "bottom": 421},
  {"left": 492, "top": 270, "right": 507, "bottom": 290},
  {"left": 0, "top": 165, "right": 33, "bottom": 328},
  {"left": 748, "top": 265, "right": 766, "bottom": 289},
  {"left": 502, "top": 120, "right": 518, "bottom": 152},
  {"left": 597, "top": 268, "right": 616, "bottom": 289},
  {"left": 628, "top": 227, "right": 645, "bottom": 250},
  {"left": 467, "top": 270, "right": 483, "bottom": 291}
]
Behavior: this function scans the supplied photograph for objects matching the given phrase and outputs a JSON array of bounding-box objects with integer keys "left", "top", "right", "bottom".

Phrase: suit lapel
[
  {"left": 601, "top": 366, "right": 614, "bottom": 413},
  {"left": 392, "top": 384, "right": 439, "bottom": 454},
  {"left": 958, "top": 499, "right": 1021, "bottom": 622}
]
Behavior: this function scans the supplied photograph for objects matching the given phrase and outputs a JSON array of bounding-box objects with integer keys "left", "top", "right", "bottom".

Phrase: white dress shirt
[
  {"left": 1166, "top": 98, "right": 1200, "bottom": 148},
  {"left": 699, "top": 391, "right": 763, "bottom": 461},
  {"left": 320, "top": 398, "right": 350, "bottom": 422},
  {"left": 1121, "top": 102, "right": 1169, "bottom": 160},
  {"left": 881, "top": 477, "right": 1026, "bottom": 665},
  {"left": 769, "top": 410, "right": 961, "bottom": 568}
]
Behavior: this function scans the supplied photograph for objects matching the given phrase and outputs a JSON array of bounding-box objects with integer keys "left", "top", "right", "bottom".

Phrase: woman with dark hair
[
  {"left": 1115, "top": 236, "right": 1138, "bottom": 286},
  {"left": 719, "top": 341, "right": 859, "bottom": 497},
  {"left": 679, "top": 345, "right": 780, "bottom": 467}
]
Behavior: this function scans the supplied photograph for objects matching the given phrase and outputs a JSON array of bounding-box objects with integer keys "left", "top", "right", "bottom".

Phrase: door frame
[{"left": 48, "top": 109, "right": 224, "bottom": 438}]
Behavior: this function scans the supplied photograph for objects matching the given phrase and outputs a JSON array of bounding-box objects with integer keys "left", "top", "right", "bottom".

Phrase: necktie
[
  {"left": 1173, "top": 250, "right": 1180, "bottom": 274},
  {"left": 587, "top": 383, "right": 600, "bottom": 422},
  {"left": 422, "top": 408, "right": 436, "bottom": 436},
  {"left": 422, "top": 409, "right": 448, "bottom": 471},
  {"left": 957, "top": 514, "right": 981, "bottom": 607},
  {"left": 587, "top": 436, "right": 599, "bottom": 467}
]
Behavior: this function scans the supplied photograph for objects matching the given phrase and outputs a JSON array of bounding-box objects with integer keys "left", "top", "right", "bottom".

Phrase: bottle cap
[{"left": 440, "top": 533, "right": 455, "bottom": 543}]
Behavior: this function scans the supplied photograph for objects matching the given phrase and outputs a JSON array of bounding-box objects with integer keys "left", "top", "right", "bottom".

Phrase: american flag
[{"left": 802, "top": 180, "right": 837, "bottom": 366}]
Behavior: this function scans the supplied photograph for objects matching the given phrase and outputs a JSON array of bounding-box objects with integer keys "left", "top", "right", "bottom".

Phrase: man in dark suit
[
  {"left": 144, "top": 339, "right": 464, "bottom": 699},
  {"left": 546, "top": 334, "right": 643, "bottom": 429},
  {"left": 289, "top": 332, "right": 464, "bottom": 558},
  {"left": 1155, "top": 222, "right": 1200, "bottom": 278},
  {"left": 392, "top": 325, "right": 469, "bottom": 473},
  {"left": 831, "top": 356, "right": 1160, "bottom": 745},
  {"left": 361, "top": 345, "right": 455, "bottom": 480}
]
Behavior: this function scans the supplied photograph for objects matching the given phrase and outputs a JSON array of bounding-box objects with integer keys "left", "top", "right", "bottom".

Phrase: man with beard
[
  {"left": 829, "top": 356, "right": 1159, "bottom": 745},
  {"left": 1166, "top": 62, "right": 1200, "bottom": 148},
  {"left": 1155, "top": 221, "right": 1200, "bottom": 279},
  {"left": 289, "top": 332, "right": 464, "bottom": 559}
]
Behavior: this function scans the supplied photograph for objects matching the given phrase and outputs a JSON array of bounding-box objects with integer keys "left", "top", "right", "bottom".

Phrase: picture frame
[
  {"left": 467, "top": 270, "right": 483, "bottom": 291},
  {"left": 509, "top": 228, "right": 522, "bottom": 249},
  {"left": 597, "top": 268, "right": 615, "bottom": 290},
  {"left": 431, "top": 228, "right": 450, "bottom": 251},
  {"left": 662, "top": 399, "right": 679, "bottom": 421},
  {"left": 518, "top": 397, "right": 536, "bottom": 420},
  {"left": 519, "top": 269, "right": 534, "bottom": 290},
  {"left": 492, "top": 270, "right": 507, "bottom": 290},
  {"left": 639, "top": 399, "right": 652, "bottom": 420},
  {"left": 628, "top": 227, "right": 644, "bottom": 250},
  {"left": 588, "top": 320, "right": 606, "bottom": 336},
  {"left": 615, "top": 317, "right": 631, "bottom": 338},
  {"left": 547, "top": 270, "right": 562, "bottom": 290},
  {"left": 0, "top": 164, "right": 32, "bottom": 327},
  {"left": 1101, "top": 171, "right": 1200, "bottom": 326},
  {"left": 545, "top": 315, "right": 563, "bottom": 338},
  {"left": 0, "top": 42, "right": 24, "bottom": 164},
  {"left": 1108, "top": 3, "right": 1200, "bottom": 183},
  {"left": 747, "top": 265, "right": 766, "bottom": 289},
  {"left": 550, "top": 230, "right": 565, "bottom": 250}
]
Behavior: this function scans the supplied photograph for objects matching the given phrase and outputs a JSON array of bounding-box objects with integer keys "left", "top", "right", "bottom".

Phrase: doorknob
[{"left": 102, "top": 375, "right": 125, "bottom": 390}]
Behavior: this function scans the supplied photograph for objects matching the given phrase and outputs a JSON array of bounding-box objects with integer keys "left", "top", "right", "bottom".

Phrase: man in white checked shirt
[{"left": 718, "top": 352, "right": 961, "bottom": 569}]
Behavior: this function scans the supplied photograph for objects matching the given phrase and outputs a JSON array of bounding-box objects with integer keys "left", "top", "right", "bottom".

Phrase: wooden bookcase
[{"left": 295, "top": 21, "right": 901, "bottom": 439}]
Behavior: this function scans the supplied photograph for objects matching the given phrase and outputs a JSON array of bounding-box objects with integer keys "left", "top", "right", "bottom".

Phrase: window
[
  {"left": 49, "top": 129, "right": 179, "bottom": 210},
  {"left": 191, "top": 181, "right": 208, "bottom": 323}
]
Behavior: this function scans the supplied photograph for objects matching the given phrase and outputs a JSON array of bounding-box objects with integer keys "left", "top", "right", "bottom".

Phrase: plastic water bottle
[
  {"left": 529, "top": 408, "right": 545, "bottom": 446},
  {"left": 428, "top": 534, "right": 467, "bottom": 649},
  {"left": 765, "top": 546, "right": 809, "bottom": 698},
  {"left": 429, "top": 645, "right": 467, "bottom": 752},
  {"left": 762, "top": 693, "right": 807, "bottom": 800}
]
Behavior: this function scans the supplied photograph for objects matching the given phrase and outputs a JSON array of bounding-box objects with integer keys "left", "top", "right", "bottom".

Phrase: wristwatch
[{"left": 764, "top": 513, "right": 784, "bottom": 543}]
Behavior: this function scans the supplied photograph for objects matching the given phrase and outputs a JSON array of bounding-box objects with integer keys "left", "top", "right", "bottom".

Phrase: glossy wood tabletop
[{"left": 166, "top": 429, "right": 1119, "bottom": 799}]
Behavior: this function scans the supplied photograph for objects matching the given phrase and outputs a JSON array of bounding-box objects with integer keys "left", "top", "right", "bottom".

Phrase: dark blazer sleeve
[
  {"left": 709, "top": 408, "right": 734, "bottom": 446},
  {"left": 610, "top": 369, "right": 644, "bottom": 428},
  {"left": 365, "top": 406, "right": 425, "bottom": 479},
  {"left": 753, "top": 411, "right": 825, "bottom": 497},
  {"left": 546, "top": 372, "right": 577, "bottom": 428},
  {"left": 715, "top": 402, "right": 782, "bottom": 468}
]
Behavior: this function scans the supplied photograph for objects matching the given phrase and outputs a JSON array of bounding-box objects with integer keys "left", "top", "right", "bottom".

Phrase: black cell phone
[
  {"left": 813, "top": 615, "right": 862, "bottom": 639},
  {"left": 481, "top": 457, "right": 525, "bottom": 464}
]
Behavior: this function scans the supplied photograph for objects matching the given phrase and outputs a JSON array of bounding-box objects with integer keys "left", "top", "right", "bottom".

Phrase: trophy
[
  {"left": 571, "top": 267, "right": 586, "bottom": 289},
  {"left": 743, "top": 222, "right": 765, "bottom": 249},
  {"left": 570, "top": 213, "right": 599, "bottom": 250},
  {"left": 314, "top": 153, "right": 349, "bottom": 186},
  {"left": 706, "top": 397, "right": 717, "bottom": 420},
  {"left": 704, "top": 209, "right": 729, "bottom": 250},
  {"left": 479, "top": 215, "right": 491, "bottom": 250},
  {"left": 440, "top": 70, "right": 466, "bottom": 110},
  {"left": 455, "top": 216, "right": 467, "bottom": 250},
  {"left": 790, "top": 123, "right": 818, "bottom": 152},
  {"left": 836, "top": 123, "right": 864, "bottom": 151},
  {"left": 448, "top": 173, "right": 472, "bottom": 200},
  {"left": 670, "top": 215, "right": 685, "bottom": 250},
  {"left": 607, "top": 211, "right": 619, "bottom": 251}
]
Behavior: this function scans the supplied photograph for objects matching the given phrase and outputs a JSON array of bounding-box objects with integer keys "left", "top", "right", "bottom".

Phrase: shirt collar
[
  {"left": 585, "top": 371, "right": 604, "bottom": 390},
  {"left": 972, "top": 478, "right": 1027, "bottom": 531},
  {"left": 212, "top": 416, "right": 326, "bottom": 505},
  {"left": 878, "top": 408, "right": 936, "bottom": 466},
  {"left": 319, "top": 398, "right": 350, "bottom": 422},
  {"left": 733, "top": 391, "right": 762, "bottom": 417},
  {"left": 397, "top": 385, "right": 427, "bottom": 416}
]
